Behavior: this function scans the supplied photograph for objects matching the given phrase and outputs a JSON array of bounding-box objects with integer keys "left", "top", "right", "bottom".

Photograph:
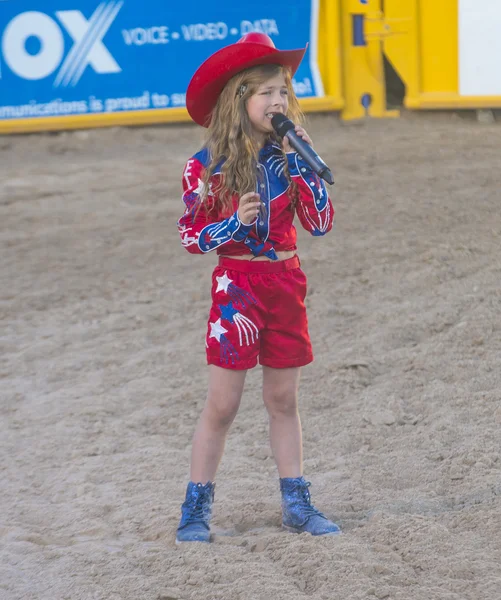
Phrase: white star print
[
  {"left": 215, "top": 272, "right": 233, "bottom": 293},
  {"left": 209, "top": 319, "right": 228, "bottom": 342},
  {"left": 193, "top": 178, "right": 213, "bottom": 196},
  {"left": 194, "top": 178, "right": 205, "bottom": 195}
]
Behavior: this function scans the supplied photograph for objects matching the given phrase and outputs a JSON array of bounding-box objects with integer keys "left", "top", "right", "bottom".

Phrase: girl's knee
[
  {"left": 204, "top": 365, "right": 246, "bottom": 430},
  {"left": 263, "top": 386, "right": 298, "bottom": 418},
  {"left": 204, "top": 395, "right": 240, "bottom": 429}
]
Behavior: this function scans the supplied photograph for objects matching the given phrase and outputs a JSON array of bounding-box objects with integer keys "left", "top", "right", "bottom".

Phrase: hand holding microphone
[{"left": 271, "top": 114, "right": 334, "bottom": 185}]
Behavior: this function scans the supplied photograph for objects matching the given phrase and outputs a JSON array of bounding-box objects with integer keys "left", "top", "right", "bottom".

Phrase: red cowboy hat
[{"left": 186, "top": 33, "right": 307, "bottom": 127}]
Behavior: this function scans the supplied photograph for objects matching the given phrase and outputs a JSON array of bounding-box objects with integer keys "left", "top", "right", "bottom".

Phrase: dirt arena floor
[{"left": 1, "top": 112, "right": 500, "bottom": 600}]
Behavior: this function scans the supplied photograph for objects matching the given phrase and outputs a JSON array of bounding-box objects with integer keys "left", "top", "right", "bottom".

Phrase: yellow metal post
[
  {"left": 301, "top": 0, "right": 344, "bottom": 113},
  {"left": 340, "top": 0, "right": 399, "bottom": 120},
  {"left": 382, "top": 0, "right": 419, "bottom": 107},
  {"left": 385, "top": 0, "right": 501, "bottom": 110}
]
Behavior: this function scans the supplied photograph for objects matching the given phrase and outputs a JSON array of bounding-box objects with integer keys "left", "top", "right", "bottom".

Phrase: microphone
[{"left": 271, "top": 114, "right": 334, "bottom": 185}]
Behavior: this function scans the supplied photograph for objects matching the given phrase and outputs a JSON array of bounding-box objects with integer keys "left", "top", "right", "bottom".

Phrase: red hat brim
[{"left": 186, "top": 41, "right": 307, "bottom": 127}]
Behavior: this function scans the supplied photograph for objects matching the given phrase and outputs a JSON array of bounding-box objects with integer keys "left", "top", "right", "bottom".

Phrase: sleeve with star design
[
  {"left": 177, "top": 157, "right": 253, "bottom": 254},
  {"left": 287, "top": 152, "right": 334, "bottom": 236}
]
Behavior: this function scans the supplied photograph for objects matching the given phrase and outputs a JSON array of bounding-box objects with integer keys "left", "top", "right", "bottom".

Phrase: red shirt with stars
[{"left": 177, "top": 142, "right": 334, "bottom": 260}]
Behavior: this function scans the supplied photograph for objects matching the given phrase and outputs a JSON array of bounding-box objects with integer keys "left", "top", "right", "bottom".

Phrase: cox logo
[{"left": 1, "top": 1, "right": 123, "bottom": 87}]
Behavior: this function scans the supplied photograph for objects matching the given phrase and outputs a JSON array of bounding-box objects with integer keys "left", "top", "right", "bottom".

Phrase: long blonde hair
[{"left": 200, "top": 64, "right": 304, "bottom": 216}]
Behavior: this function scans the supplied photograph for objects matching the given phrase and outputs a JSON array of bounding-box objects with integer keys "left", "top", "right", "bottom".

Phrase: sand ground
[{"left": 1, "top": 112, "right": 500, "bottom": 600}]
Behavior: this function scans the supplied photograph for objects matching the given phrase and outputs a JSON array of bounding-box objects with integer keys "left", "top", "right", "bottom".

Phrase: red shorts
[{"left": 206, "top": 255, "right": 313, "bottom": 370}]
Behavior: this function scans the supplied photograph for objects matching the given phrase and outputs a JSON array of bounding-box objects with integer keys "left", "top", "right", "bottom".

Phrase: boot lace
[
  {"left": 183, "top": 487, "right": 211, "bottom": 525},
  {"left": 292, "top": 481, "right": 326, "bottom": 518}
]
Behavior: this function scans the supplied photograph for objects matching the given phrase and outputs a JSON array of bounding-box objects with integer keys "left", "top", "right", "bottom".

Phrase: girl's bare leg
[
  {"left": 262, "top": 366, "right": 302, "bottom": 478},
  {"left": 189, "top": 365, "right": 247, "bottom": 482}
]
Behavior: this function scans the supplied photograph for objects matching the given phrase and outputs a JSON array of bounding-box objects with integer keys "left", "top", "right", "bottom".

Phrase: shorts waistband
[{"left": 218, "top": 255, "right": 300, "bottom": 273}]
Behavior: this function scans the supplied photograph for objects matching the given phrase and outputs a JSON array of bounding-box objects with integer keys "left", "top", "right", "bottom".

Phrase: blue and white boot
[
  {"left": 280, "top": 476, "right": 341, "bottom": 536},
  {"left": 176, "top": 481, "right": 215, "bottom": 543}
]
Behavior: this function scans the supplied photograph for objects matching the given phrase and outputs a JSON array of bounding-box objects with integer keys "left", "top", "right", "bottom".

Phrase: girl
[{"left": 176, "top": 32, "right": 340, "bottom": 543}]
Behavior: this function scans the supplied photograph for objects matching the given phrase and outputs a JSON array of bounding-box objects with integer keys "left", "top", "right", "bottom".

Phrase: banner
[
  {"left": 459, "top": 0, "right": 501, "bottom": 96},
  {"left": 0, "top": 0, "right": 323, "bottom": 128}
]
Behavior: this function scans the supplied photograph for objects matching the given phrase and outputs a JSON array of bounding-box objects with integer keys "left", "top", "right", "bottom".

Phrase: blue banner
[{"left": 0, "top": 0, "right": 323, "bottom": 122}]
